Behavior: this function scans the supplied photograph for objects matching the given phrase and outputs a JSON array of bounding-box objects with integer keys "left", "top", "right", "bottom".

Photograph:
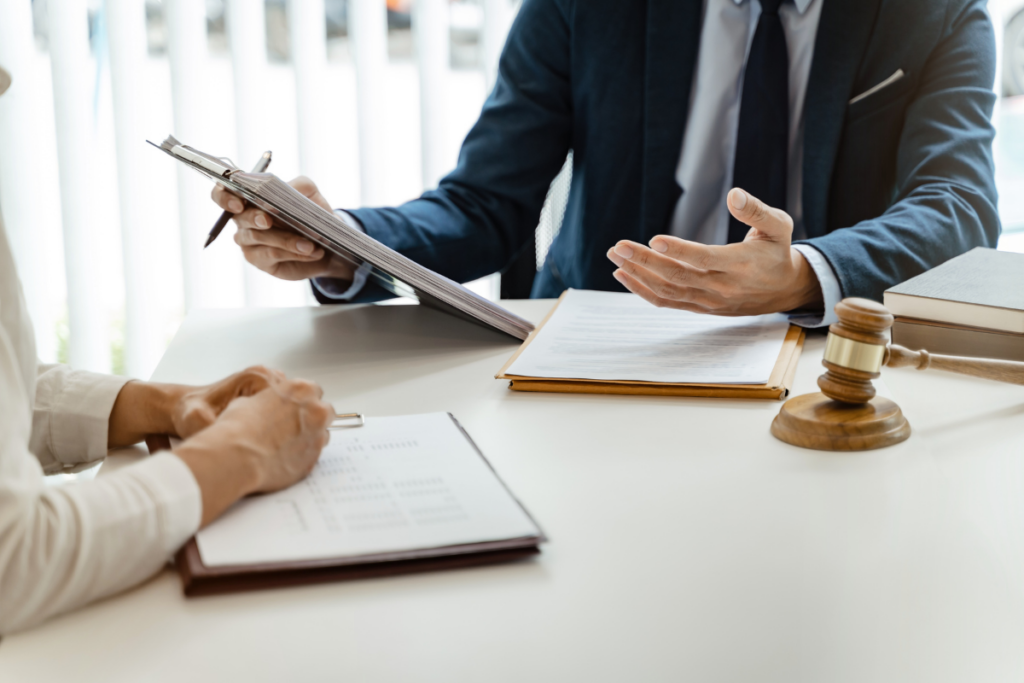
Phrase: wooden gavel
[{"left": 772, "top": 298, "right": 1024, "bottom": 451}]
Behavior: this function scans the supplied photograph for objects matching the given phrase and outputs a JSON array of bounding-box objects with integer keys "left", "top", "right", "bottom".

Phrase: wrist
[
  {"left": 174, "top": 425, "right": 264, "bottom": 526},
  {"left": 140, "top": 382, "right": 188, "bottom": 435},
  {"left": 108, "top": 381, "right": 187, "bottom": 447},
  {"left": 788, "top": 247, "right": 824, "bottom": 311}
]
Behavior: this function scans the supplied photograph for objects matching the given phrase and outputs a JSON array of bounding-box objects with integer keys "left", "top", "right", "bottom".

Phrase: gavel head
[{"left": 818, "top": 298, "right": 894, "bottom": 404}]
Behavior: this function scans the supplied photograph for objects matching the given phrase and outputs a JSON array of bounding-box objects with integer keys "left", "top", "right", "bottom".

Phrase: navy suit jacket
[{"left": 334, "top": 0, "right": 999, "bottom": 304}]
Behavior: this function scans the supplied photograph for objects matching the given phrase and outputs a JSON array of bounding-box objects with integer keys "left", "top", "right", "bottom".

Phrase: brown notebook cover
[
  {"left": 495, "top": 293, "right": 805, "bottom": 400},
  {"left": 146, "top": 419, "right": 544, "bottom": 597},
  {"left": 892, "top": 316, "right": 1024, "bottom": 363}
]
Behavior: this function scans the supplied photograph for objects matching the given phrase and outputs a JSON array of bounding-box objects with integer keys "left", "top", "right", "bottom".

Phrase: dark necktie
[{"left": 728, "top": 0, "right": 790, "bottom": 244}]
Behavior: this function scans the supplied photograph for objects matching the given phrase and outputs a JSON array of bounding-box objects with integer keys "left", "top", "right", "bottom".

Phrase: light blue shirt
[
  {"left": 321, "top": 0, "right": 842, "bottom": 326},
  {"left": 672, "top": 0, "right": 841, "bottom": 327}
]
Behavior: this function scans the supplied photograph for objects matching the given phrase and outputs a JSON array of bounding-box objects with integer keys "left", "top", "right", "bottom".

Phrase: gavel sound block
[{"left": 771, "top": 298, "right": 1024, "bottom": 451}]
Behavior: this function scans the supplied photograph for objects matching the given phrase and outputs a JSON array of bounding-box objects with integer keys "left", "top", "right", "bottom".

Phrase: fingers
[
  {"left": 301, "top": 398, "right": 334, "bottom": 434},
  {"left": 612, "top": 268, "right": 711, "bottom": 314},
  {"left": 231, "top": 206, "right": 274, "bottom": 230},
  {"left": 230, "top": 366, "right": 282, "bottom": 397},
  {"left": 241, "top": 246, "right": 324, "bottom": 275},
  {"left": 607, "top": 242, "right": 745, "bottom": 311},
  {"left": 212, "top": 185, "right": 245, "bottom": 213},
  {"left": 234, "top": 226, "right": 323, "bottom": 260},
  {"left": 726, "top": 188, "right": 794, "bottom": 242},
  {"left": 608, "top": 242, "right": 724, "bottom": 288},
  {"left": 241, "top": 365, "right": 286, "bottom": 383},
  {"left": 286, "top": 378, "right": 325, "bottom": 403},
  {"left": 645, "top": 236, "right": 732, "bottom": 271},
  {"left": 175, "top": 402, "right": 218, "bottom": 437},
  {"left": 175, "top": 366, "right": 284, "bottom": 437}
]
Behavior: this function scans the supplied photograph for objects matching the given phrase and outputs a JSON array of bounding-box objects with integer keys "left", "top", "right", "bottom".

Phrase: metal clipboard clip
[
  {"left": 330, "top": 413, "right": 365, "bottom": 429},
  {"left": 157, "top": 134, "right": 238, "bottom": 177}
]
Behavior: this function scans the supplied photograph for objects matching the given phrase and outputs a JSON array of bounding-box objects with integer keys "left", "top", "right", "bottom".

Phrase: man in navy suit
[{"left": 214, "top": 0, "right": 999, "bottom": 327}]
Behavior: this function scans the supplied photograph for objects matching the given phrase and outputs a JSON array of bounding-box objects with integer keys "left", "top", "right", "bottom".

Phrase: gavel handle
[{"left": 885, "top": 344, "right": 1024, "bottom": 386}]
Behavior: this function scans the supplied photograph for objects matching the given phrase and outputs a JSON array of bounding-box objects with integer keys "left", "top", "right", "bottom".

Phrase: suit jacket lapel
[
  {"left": 802, "top": 0, "right": 883, "bottom": 238},
  {"left": 641, "top": 0, "right": 703, "bottom": 240}
]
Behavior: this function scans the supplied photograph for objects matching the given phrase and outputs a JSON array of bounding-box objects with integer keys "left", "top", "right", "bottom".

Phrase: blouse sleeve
[
  {"left": 30, "top": 364, "right": 132, "bottom": 474},
  {"left": 0, "top": 334, "right": 201, "bottom": 634}
]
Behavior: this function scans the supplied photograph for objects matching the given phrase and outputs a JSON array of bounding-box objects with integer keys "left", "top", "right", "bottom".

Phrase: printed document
[
  {"left": 505, "top": 290, "right": 791, "bottom": 384},
  {"left": 196, "top": 413, "right": 540, "bottom": 567}
]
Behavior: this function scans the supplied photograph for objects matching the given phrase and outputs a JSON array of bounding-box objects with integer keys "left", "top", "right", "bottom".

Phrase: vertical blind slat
[
  {"left": 0, "top": 0, "right": 58, "bottom": 361},
  {"left": 289, "top": 0, "right": 328, "bottom": 179},
  {"left": 166, "top": 0, "right": 215, "bottom": 311},
  {"left": 349, "top": 0, "right": 389, "bottom": 206},
  {"left": 49, "top": 0, "right": 110, "bottom": 372},
  {"left": 107, "top": 0, "right": 165, "bottom": 378},
  {"left": 226, "top": 0, "right": 276, "bottom": 306},
  {"left": 413, "top": 0, "right": 449, "bottom": 191},
  {"left": 481, "top": 0, "right": 513, "bottom": 92}
]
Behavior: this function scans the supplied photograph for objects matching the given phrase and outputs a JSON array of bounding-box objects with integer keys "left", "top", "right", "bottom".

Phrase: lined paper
[
  {"left": 195, "top": 413, "right": 540, "bottom": 567},
  {"left": 505, "top": 290, "right": 791, "bottom": 384}
]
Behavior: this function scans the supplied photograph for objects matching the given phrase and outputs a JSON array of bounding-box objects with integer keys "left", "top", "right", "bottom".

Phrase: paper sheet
[
  {"left": 195, "top": 413, "right": 540, "bottom": 567},
  {"left": 504, "top": 290, "right": 791, "bottom": 384}
]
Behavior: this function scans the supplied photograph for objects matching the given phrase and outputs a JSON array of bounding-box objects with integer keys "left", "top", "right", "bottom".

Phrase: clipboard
[
  {"left": 149, "top": 135, "right": 534, "bottom": 341},
  {"left": 495, "top": 291, "right": 805, "bottom": 400},
  {"left": 146, "top": 413, "right": 545, "bottom": 597}
]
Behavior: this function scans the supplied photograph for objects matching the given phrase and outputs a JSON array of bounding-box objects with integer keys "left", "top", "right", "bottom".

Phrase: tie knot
[{"left": 760, "top": 0, "right": 784, "bottom": 15}]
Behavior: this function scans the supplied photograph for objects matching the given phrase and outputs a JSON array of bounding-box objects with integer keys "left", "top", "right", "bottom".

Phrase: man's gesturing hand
[
  {"left": 211, "top": 176, "right": 356, "bottom": 283},
  {"left": 607, "top": 188, "right": 823, "bottom": 316}
]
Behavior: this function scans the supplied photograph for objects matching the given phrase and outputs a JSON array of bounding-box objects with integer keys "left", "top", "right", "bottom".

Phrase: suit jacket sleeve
[
  {"left": 341, "top": 0, "right": 574, "bottom": 295},
  {"left": 799, "top": 0, "right": 1000, "bottom": 302}
]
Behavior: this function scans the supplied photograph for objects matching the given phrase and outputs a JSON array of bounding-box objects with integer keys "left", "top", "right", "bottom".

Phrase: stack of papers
[{"left": 498, "top": 290, "right": 803, "bottom": 399}]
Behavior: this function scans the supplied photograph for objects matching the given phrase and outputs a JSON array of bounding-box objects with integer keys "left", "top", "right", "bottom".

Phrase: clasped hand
[
  {"left": 607, "top": 189, "right": 823, "bottom": 316},
  {"left": 109, "top": 366, "right": 335, "bottom": 526}
]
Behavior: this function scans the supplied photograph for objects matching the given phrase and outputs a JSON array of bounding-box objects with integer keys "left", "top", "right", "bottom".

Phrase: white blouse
[{"left": 0, "top": 209, "right": 201, "bottom": 633}]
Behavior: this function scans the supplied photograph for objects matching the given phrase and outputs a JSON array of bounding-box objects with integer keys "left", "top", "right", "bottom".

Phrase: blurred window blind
[{"left": 0, "top": 0, "right": 521, "bottom": 378}]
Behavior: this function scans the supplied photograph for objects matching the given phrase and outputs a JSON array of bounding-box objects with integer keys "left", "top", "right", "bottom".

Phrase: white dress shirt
[
  {"left": 672, "top": 0, "right": 841, "bottom": 326},
  {"left": 0, "top": 195, "right": 201, "bottom": 631}
]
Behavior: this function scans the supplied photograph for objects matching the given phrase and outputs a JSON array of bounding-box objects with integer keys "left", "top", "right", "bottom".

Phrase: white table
[{"left": 4, "top": 300, "right": 1024, "bottom": 682}]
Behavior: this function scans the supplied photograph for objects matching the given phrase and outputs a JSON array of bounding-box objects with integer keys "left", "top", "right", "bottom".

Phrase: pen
[{"left": 204, "top": 151, "right": 272, "bottom": 248}]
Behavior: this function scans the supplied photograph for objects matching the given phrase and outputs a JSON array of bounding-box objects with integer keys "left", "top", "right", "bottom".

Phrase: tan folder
[{"left": 496, "top": 292, "right": 805, "bottom": 400}]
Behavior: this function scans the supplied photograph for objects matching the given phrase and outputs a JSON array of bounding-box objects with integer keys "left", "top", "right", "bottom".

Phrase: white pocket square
[{"left": 849, "top": 69, "right": 906, "bottom": 106}]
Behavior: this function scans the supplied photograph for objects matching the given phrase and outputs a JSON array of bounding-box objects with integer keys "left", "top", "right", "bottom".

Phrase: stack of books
[{"left": 883, "top": 248, "right": 1024, "bottom": 362}]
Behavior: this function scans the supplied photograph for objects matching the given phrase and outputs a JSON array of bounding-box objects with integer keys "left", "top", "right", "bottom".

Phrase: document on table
[
  {"left": 195, "top": 413, "right": 541, "bottom": 567},
  {"left": 504, "top": 290, "right": 792, "bottom": 384}
]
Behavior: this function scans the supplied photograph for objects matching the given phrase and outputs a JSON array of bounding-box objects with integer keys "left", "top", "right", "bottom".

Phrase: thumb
[
  {"left": 290, "top": 176, "right": 332, "bottom": 212},
  {"left": 290, "top": 175, "right": 319, "bottom": 198},
  {"left": 727, "top": 188, "right": 793, "bottom": 242}
]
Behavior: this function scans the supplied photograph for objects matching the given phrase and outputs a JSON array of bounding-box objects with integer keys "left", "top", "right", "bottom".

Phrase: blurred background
[{"left": 0, "top": 0, "right": 1021, "bottom": 382}]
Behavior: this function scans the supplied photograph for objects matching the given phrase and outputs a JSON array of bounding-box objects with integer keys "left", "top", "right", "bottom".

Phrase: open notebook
[
  {"left": 151, "top": 135, "right": 534, "bottom": 341},
  {"left": 497, "top": 290, "right": 805, "bottom": 399},
  {"left": 147, "top": 413, "right": 545, "bottom": 596}
]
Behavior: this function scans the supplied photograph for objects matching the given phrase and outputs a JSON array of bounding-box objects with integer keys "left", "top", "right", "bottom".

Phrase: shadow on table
[
  {"left": 266, "top": 303, "right": 523, "bottom": 394},
  {"left": 911, "top": 400, "right": 1024, "bottom": 440}
]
